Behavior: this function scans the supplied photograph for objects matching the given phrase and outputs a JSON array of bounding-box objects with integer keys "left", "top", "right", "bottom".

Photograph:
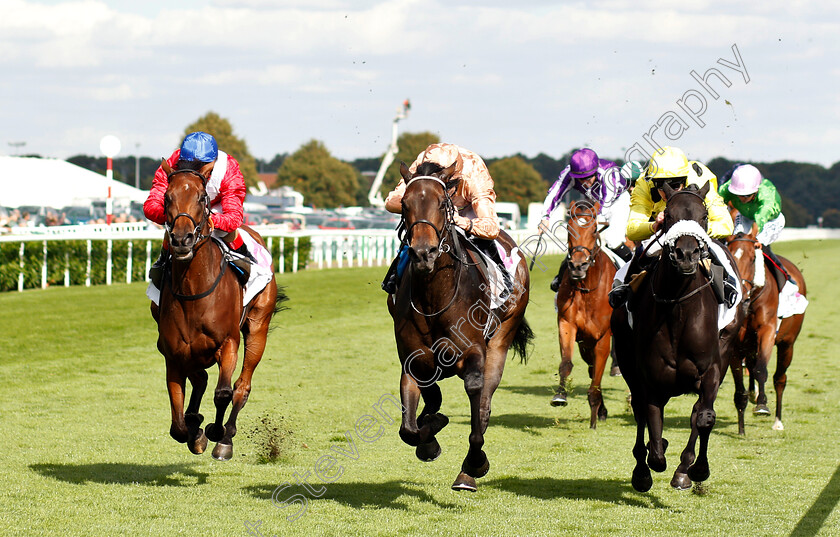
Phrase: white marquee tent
[{"left": 0, "top": 156, "right": 148, "bottom": 209}]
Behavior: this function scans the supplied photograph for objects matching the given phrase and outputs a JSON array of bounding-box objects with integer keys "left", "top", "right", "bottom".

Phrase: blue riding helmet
[{"left": 180, "top": 132, "right": 218, "bottom": 162}]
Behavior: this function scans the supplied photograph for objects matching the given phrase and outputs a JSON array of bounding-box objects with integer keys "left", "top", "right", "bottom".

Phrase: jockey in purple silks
[{"left": 539, "top": 148, "right": 632, "bottom": 292}]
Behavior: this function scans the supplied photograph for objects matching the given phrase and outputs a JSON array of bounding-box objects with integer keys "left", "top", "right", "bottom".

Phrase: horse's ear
[
  {"left": 698, "top": 180, "right": 710, "bottom": 199},
  {"left": 399, "top": 161, "right": 411, "bottom": 181},
  {"left": 441, "top": 161, "right": 458, "bottom": 179},
  {"left": 161, "top": 158, "right": 173, "bottom": 176},
  {"left": 661, "top": 182, "right": 676, "bottom": 200},
  {"left": 445, "top": 177, "right": 461, "bottom": 196}
]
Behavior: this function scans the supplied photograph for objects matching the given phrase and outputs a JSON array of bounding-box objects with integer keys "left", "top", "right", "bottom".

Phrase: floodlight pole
[{"left": 368, "top": 99, "right": 410, "bottom": 208}]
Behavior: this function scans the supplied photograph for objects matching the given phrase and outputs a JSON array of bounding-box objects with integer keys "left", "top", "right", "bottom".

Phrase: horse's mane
[
  {"left": 176, "top": 159, "right": 205, "bottom": 172},
  {"left": 414, "top": 161, "right": 444, "bottom": 177}
]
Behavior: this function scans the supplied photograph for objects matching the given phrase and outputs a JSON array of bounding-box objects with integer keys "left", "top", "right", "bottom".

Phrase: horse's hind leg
[
  {"left": 185, "top": 369, "right": 209, "bottom": 455},
  {"left": 586, "top": 335, "right": 610, "bottom": 429},
  {"left": 552, "top": 320, "right": 576, "bottom": 407},
  {"left": 751, "top": 324, "right": 775, "bottom": 416},
  {"left": 205, "top": 338, "right": 239, "bottom": 458},
  {"left": 629, "top": 393, "right": 652, "bottom": 492},
  {"left": 453, "top": 351, "right": 491, "bottom": 492},
  {"left": 772, "top": 338, "right": 795, "bottom": 431},
  {"left": 729, "top": 350, "right": 749, "bottom": 436}
]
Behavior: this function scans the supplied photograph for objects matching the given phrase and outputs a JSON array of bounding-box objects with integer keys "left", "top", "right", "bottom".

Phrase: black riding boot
[
  {"left": 550, "top": 258, "right": 568, "bottom": 292},
  {"left": 610, "top": 243, "right": 633, "bottom": 262},
  {"left": 382, "top": 255, "right": 400, "bottom": 294},
  {"left": 608, "top": 246, "right": 643, "bottom": 308},
  {"left": 149, "top": 246, "right": 170, "bottom": 288}
]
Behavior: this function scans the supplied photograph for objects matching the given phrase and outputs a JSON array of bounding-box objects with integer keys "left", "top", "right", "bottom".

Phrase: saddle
[{"left": 457, "top": 232, "right": 514, "bottom": 305}]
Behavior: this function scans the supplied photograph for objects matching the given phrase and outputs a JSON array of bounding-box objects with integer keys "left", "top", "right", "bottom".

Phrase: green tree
[
  {"left": 276, "top": 140, "right": 358, "bottom": 208},
  {"left": 379, "top": 131, "right": 441, "bottom": 197},
  {"left": 184, "top": 112, "right": 259, "bottom": 189},
  {"left": 781, "top": 195, "right": 812, "bottom": 227},
  {"left": 822, "top": 208, "right": 840, "bottom": 228},
  {"left": 488, "top": 156, "right": 547, "bottom": 214}
]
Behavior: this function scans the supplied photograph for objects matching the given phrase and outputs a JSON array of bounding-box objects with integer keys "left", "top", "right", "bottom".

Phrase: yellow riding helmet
[{"left": 646, "top": 146, "right": 691, "bottom": 180}]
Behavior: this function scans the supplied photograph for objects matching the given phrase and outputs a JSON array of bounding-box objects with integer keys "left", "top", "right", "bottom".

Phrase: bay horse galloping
[
  {"left": 611, "top": 182, "right": 743, "bottom": 491},
  {"left": 151, "top": 161, "right": 284, "bottom": 460},
  {"left": 726, "top": 228, "right": 806, "bottom": 434},
  {"left": 552, "top": 200, "right": 616, "bottom": 429},
  {"left": 389, "top": 161, "right": 533, "bottom": 492}
]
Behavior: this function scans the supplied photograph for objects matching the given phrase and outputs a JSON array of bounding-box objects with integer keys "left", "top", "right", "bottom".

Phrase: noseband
[{"left": 165, "top": 169, "right": 213, "bottom": 248}]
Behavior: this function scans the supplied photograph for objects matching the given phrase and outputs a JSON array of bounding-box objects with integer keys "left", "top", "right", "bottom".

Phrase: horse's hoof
[
  {"left": 462, "top": 453, "right": 490, "bottom": 478},
  {"left": 753, "top": 404, "right": 771, "bottom": 416},
  {"left": 610, "top": 365, "right": 622, "bottom": 377},
  {"left": 212, "top": 442, "right": 233, "bottom": 461},
  {"left": 670, "top": 472, "right": 692, "bottom": 490},
  {"left": 632, "top": 466, "right": 653, "bottom": 492},
  {"left": 452, "top": 472, "right": 477, "bottom": 492},
  {"left": 551, "top": 393, "right": 568, "bottom": 407},
  {"left": 687, "top": 463, "right": 710, "bottom": 483},
  {"left": 205, "top": 423, "right": 226, "bottom": 442},
  {"left": 415, "top": 439, "right": 442, "bottom": 462},
  {"left": 597, "top": 404, "right": 608, "bottom": 421},
  {"left": 772, "top": 419, "right": 785, "bottom": 431},
  {"left": 189, "top": 430, "right": 208, "bottom": 455}
]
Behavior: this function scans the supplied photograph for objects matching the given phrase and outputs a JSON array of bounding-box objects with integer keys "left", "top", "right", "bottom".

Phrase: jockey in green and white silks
[{"left": 718, "top": 164, "right": 808, "bottom": 317}]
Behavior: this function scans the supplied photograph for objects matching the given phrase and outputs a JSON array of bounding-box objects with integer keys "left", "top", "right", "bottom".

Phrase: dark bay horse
[
  {"left": 151, "top": 161, "right": 284, "bottom": 460},
  {"left": 388, "top": 161, "right": 533, "bottom": 492},
  {"left": 726, "top": 228, "right": 806, "bottom": 434},
  {"left": 552, "top": 200, "right": 616, "bottom": 429},
  {"left": 611, "top": 182, "right": 743, "bottom": 491}
]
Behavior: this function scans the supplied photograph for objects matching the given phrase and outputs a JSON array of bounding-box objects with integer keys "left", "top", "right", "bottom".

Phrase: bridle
[
  {"left": 728, "top": 235, "right": 765, "bottom": 302},
  {"left": 164, "top": 169, "right": 213, "bottom": 247},
  {"left": 163, "top": 168, "right": 227, "bottom": 301},
  {"left": 565, "top": 201, "right": 604, "bottom": 293},
  {"left": 400, "top": 175, "right": 468, "bottom": 317}
]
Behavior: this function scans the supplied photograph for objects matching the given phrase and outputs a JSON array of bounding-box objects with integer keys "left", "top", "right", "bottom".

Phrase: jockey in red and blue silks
[
  {"left": 539, "top": 148, "right": 632, "bottom": 292},
  {"left": 144, "top": 131, "right": 253, "bottom": 286}
]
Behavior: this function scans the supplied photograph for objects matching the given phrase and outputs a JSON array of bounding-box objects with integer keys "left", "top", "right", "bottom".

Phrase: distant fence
[{"left": 0, "top": 224, "right": 837, "bottom": 292}]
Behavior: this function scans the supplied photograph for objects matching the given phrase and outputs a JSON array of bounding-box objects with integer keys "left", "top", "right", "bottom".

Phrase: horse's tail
[
  {"left": 511, "top": 317, "right": 534, "bottom": 364},
  {"left": 267, "top": 285, "right": 290, "bottom": 335},
  {"left": 274, "top": 285, "right": 290, "bottom": 315}
]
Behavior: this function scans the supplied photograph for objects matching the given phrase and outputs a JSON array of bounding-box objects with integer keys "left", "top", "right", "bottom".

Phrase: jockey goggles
[{"left": 651, "top": 176, "right": 687, "bottom": 191}]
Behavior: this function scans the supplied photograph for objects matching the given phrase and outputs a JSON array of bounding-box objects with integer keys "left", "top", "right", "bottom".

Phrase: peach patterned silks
[{"left": 384, "top": 143, "right": 500, "bottom": 240}]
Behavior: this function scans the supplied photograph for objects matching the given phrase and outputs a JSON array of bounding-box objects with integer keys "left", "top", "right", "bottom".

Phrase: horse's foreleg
[
  {"left": 398, "top": 372, "right": 424, "bottom": 447},
  {"left": 752, "top": 324, "right": 775, "bottom": 415},
  {"left": 629, "top": 391, "right": 652, "bottom": 492},
  {"left": 729, "top": 349, "right": 748, "bottom": 436},
  {"left": 687, "top": 364, "right": 722, "bottom": 484},
  {"left": 205, "top": 338, "right": 239, "bottom": 449},
  {"left": 415, "top": 383, "right": 447, "bottom": 462},
  {"left": 166, "top": 364, "right": 188, "bottom": 444},
  {"left": 646, "top": 402, "right": 667, "bottom": 473},
  {"left": 553, "top": 320, "right": 576, "bottom": 407},
  {"left": 586, "top": 334, "right": 611, "bottom": 428},
  {"left": 184, "top": 369, "right": 209, "bottom": 454},
  {"left": 672, "top": 399, "right": 700, "bottom": 490}
]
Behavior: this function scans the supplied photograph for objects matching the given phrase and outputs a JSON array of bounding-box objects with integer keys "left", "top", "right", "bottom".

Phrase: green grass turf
[{"left": 1, "top": 240, "right": 839, "bottom": 536}]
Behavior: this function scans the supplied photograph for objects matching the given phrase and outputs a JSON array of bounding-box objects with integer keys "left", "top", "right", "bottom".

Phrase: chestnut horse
[
  {"left": 388, "top": 161, "right": 533, "bottom": 492},
  {"left": 552, "top": 200, "right": 616, "bottom": 429},
  {"left": 726, "top": 229, "right": 806, "bottom": 434},
  {"left": 611, "top": 182, "right": 743, "bottom": 491},
  {"left": 150, "top": 162, "right": 284, "bottom": 460}
]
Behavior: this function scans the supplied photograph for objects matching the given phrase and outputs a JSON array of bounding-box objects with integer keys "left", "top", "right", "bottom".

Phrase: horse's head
[
  {"left": 661, "top": 181, "right": 710, "bottom": 275},
  {"left": 566, "top": 200, "right": 601, "bottom": 281},
  {"left": 162, "top": 159, "right": 213, "bottom": 262},
  {"left": 727, "top": 229, "right": 759, "bottom": 284},
  {"left": 399, "top": 160, "right": 458, "bottom": 274}
]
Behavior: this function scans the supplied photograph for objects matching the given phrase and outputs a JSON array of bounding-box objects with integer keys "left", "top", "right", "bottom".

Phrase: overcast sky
[{"left": 2, "top": 0, "right": 838, "bottom": 169}]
